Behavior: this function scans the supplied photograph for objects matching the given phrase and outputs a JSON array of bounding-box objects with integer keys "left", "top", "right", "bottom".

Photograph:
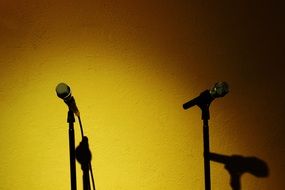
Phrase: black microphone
[
  {"left": 183, "top": 82, "right": 229, "bottom": 110},
  {"left": 56, "top": 83, "right": 80, "bottom": 116}
]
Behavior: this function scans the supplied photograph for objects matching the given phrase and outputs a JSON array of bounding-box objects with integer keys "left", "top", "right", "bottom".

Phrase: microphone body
[
  {"left": 183, "top": 90, "right": 213, "bottom": 109},
  {"left": 56, "top": 83, "right": 80, "bottom": 116},
  {"left": 183, "top": 82, "right": 229, "bottom": 110}
]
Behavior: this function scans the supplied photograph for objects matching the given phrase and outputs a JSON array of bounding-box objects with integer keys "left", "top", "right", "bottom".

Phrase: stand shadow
[
  {"left": 209, "top": 152, "right": 269, "bottom": 190},
  {"left": 76, "top": 136, "right": 94, "bottom": 190}
]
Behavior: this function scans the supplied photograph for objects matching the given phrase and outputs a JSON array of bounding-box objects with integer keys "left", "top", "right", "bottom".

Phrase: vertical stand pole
[
  {"left": 68, "top": 110, "right": 77, "bottom": 190},
  {"left": 203, "top": 120, "right": 211, "bottom": 190},
  {"left": 201, "top": 105, "right": 211, "bottom": 190}
]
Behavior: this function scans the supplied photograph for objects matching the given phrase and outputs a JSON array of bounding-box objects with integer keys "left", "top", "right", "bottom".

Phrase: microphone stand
[
  {"left": 66, "top": 111, "right": 96, "bottom": 190},
  {"left": 67, "top": 110, "right": 77, "bottom": 190},
  {"left": 199, "top": 102, "right": 211, "bottom": 190},
  {"left": 57, "top": 83, "right": 95, "bottom": 190},
  {"left": 187, "top": 90, "right": 214, "bottom": 190},
  {"left": 183, "top": 82, "right": 229, "bottom": 190}
]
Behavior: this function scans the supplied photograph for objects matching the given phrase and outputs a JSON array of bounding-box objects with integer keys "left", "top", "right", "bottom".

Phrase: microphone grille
[
  {"left": 210, "top": 82, "right": 229, "bottom": 98},
  {"left": 56, "top": 83, "right": 71, "bottom": 100}
]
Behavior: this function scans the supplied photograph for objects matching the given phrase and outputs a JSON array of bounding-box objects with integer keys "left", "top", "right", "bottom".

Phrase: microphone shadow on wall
[{"left": 209, "top": 152, "right": 269, "bottom": 190}]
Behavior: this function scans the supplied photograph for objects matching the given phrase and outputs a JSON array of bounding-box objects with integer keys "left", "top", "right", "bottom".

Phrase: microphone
[
  {"left": 56, "top": 83, "right": 80, "bottom": 116},
  {"left": 183, "top": 82, "right": 229, "bottom": 110}
]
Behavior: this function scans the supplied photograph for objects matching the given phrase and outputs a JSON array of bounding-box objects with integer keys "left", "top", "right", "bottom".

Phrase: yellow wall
[{"left": 0, "top": 1, "right": 284, "bottom": 189}]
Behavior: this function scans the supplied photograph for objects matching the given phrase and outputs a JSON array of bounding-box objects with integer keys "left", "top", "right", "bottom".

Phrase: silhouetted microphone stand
[
  {"left": 182, "top": 82, "right": 229, "bottom": 190},
  {"left": 67, "top": 109, "right": 77, "bottom": 190},
  {"left": 56, "top": 83, "right": 96, "bottom": 190}
]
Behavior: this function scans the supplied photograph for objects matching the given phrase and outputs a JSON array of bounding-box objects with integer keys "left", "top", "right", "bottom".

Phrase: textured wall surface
[{"left": 0, "top": 0, "right": 284, "bottom": 189}]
